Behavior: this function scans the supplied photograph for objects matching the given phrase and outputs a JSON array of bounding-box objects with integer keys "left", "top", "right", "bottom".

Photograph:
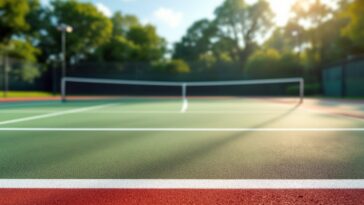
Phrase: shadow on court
[
  {"left": 0, "top": 133, "right": 151, "bottom": 178},
  {"left": 113, "top": 103, "right": 301, "bottom": 178}
]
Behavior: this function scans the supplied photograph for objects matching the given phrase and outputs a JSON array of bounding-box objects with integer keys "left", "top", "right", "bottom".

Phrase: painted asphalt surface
[
  {"left": 0, "top": 98, "right": 364, "bottom": 204},
  {"left": 2, "top": 189, "right": 364, "bottom": 205}
]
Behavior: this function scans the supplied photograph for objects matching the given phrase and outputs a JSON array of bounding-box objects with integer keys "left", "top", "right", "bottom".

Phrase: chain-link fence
[
  {"left": 68, "top": 60, "right": 303, "bottom": 82},
  {"left": 0, "top": 57, "right": 308, "bottom": 98},
  {"left": 0, "top": 55, "right": 55, "bottom": 97},
  {"left": 323, "top": 55, "right": 364, "bottom": 97},
  {"left": 68, "top": 61, "right": 245, "bottom": 82}
]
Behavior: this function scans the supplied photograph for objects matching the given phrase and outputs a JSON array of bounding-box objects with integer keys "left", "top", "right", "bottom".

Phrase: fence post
[
  {"left": 2, "top": 55, "right": 9, "bottom": 98},
  {"left": 299, "top": 78, "right": 304, "bottom": 104},
  {"left": 342, "top": 58, "right": 348, "bottom": 98},
  {"left": 61, "top": 77, "right": 66, "bottom": 102}
]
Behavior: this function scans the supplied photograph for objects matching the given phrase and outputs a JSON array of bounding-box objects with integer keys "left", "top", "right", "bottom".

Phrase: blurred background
[{"left": 0, "top": 0, "right": 363, "bottom": 98}]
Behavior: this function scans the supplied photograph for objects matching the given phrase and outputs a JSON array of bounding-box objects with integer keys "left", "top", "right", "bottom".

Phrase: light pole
[{"left": 57, "top": 24, "right": 73, "bottom": 80}]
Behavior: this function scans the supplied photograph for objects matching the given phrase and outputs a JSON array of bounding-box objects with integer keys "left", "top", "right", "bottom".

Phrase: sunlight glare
[{"left": 269, "top": 0, "right": 296, "bottom": 26}]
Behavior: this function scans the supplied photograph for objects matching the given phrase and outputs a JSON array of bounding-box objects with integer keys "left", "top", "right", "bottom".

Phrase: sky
[
  {"left": 41, "top": 0, "right": 300, "bottom": 45},
  {"left": 87, "top": 0, "right": 226, "bottom": 44}
]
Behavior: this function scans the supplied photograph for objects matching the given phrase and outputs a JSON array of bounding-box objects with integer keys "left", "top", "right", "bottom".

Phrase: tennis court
[{"left": 1, "top": 95, "right": 364, "bottom": 181}]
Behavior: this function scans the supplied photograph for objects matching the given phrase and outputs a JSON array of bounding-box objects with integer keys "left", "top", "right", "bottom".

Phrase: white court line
[
  {"left": 0, "top": 110, "right": 60, "bottom": 113},
  {"left": 0, "top": 179, "right": 364, "bottom": 189},
  {"left": 0, "top": 128, "right": 364, "bottom": 132},
  {"left": 0, "top": 108, "right": 356, "bottom": 115},
  {"left": 0, "top": 103, "right": 116, "bottom": 126},
  {"left": 95, "top": 110, "right": 294, "bottom": 114},
  {"left": 0, "top": 110, "right": 298, "bottom": 114}
]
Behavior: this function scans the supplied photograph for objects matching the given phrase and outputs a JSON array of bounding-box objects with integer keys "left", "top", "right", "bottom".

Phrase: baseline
[
  {"left": 0, "top": 127, "right": 364, "bottom": 132},
  {"left": 0, "top": 179, "right": 363, "bottom": 189}
]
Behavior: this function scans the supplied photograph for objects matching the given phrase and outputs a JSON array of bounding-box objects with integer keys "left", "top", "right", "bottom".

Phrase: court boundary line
[
  {"left": 0, "top": 128, "right": 364, "bottom": 132},
  {"left": 0, "top": 179, "right": 364, "bottom": 189},
  {"left": 0, "top": 110, "right": 306, "bottom": 114},
  {"left": 0, "top": 103, "right": 117, "bottom": 126}
]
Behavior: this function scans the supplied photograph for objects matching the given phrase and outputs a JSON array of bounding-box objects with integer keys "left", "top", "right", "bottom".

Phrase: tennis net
[{"left": 61, "top": 77, "right": 304, "bottom": 105}]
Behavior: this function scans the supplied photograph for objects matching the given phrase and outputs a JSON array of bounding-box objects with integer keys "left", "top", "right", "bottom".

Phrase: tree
[
  {"left": 153, "top": 59, "right": 190, "bottom": 74},
  {"left": 0, "top": 0, "right": 30, "bottom": 42},
  {"left": 127, "top": 25, "right": 166, "bottom": 61},
  {"left": 245, "top": 49, "right": 301, "bottom": 79},
  {"left": 37, "top": 0, "right": 113, "bottom": 64},
  {"left": 245, "top": 49, "right": 280, "bottom": 79},
  {"left": 214, "top": 0, "right": 273, "bottom": 67},
  {"left": 112, "top": 11, "right": 140, "bottom": 36},
  {"left": 290, "top": 0, "right": 334, "bottom": 65},
  {"left": 0, "top": 0, "right": 44, "bottom": 82},
  {"left": 341, "top": 0, "right": 364, "bottom": 52},
  {"left": 0, "top": 39, "right": 42, "bottom": 82},
  {"left": 173, "top": 18, "right": 238, "bottom": 74},
  {"left": 173, "top": 0, "right": 273, "bottom": 75},
  {"left": 210, "top": 36, "right": 237, "bottom": 62},
  {"left": 92, "top": 12, "right": 166, "bottom": 63},
  {"left": 173, "top": 19, "right": 217, "bottom": 62},
  {"left": 93, "top": 36, "right": 139, "bottom": 62},
  {"left": 264, "top": 28, "right": 292, "bottom": 53},
  {"left": 6, "top": 40, "right": 40, "bottom": 62}
]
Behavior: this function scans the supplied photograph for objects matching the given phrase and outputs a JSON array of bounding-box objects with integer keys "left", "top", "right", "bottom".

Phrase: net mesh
[{"left": 62, "top": 77, "right": 304, "bottom": 104}]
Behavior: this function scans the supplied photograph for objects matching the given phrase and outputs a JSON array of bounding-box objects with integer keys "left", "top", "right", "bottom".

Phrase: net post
[
  {"left": 61, "top": 78, "right": 66, "bottom": 102},
  {"left": 182, "top": 83, "right": 187, "bottom": 100},
  {"left": 299, "top": 78, "right": 304, "bottom": 104},
  {"left": 181, "top": 83, "right": 188, "bottom": 113}
]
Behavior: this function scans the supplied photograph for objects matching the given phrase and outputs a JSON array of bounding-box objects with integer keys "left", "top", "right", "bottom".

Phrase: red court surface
[{"left": 1, "top": 189, "right": 364, "bottom": 205}]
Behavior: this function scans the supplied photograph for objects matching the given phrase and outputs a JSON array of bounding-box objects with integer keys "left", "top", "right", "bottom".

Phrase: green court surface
[{"left": 0, "top": 98, "right": 364, "bottom": 179}]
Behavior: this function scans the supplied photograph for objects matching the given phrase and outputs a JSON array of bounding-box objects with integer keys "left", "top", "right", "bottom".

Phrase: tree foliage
[
  {"left": 174, "top": 0, "right": 274, "bottom": 73},
  {"left": 0, "top": 0, "right": 42, "bottom": 82},
  {"left": 111, "top": 12, "right": 140, "bottom": 36},
  {"left": 289, "top": 0, "right": 334, "bottom": 66},
  {"left": 92, "top": 12, "right": 166, "bottom": 63},
  {"left": 127, "top": 25, "right": 166, "bottom": 61},
  {"left": 0, "top": 0, "right": 30, "bottom": 41},
  {"left": 173, "top": 19, "right": 217, "bottom": 62},
  {"left": 341, "top": 0, "right": 364, "bottom": 51},
  {"left": 39, "top": 0, "right": 113, "bottom": 63},
  {"left": 153, "top": 59, "right": 190, "bottom": 74},
  {"left": 0, "top": 0, "right": 170, "bottom": 82},
  {"left": 245, "top": 49, "right": 302, "bottom": 79},
  {"left": 214, "top": 0, "right": 273, "bottom": 65}
]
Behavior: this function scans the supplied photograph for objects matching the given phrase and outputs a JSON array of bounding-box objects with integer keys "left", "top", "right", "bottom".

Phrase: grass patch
[{"left": 0, "top": 91, "right": 54, "bottom": 98}]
